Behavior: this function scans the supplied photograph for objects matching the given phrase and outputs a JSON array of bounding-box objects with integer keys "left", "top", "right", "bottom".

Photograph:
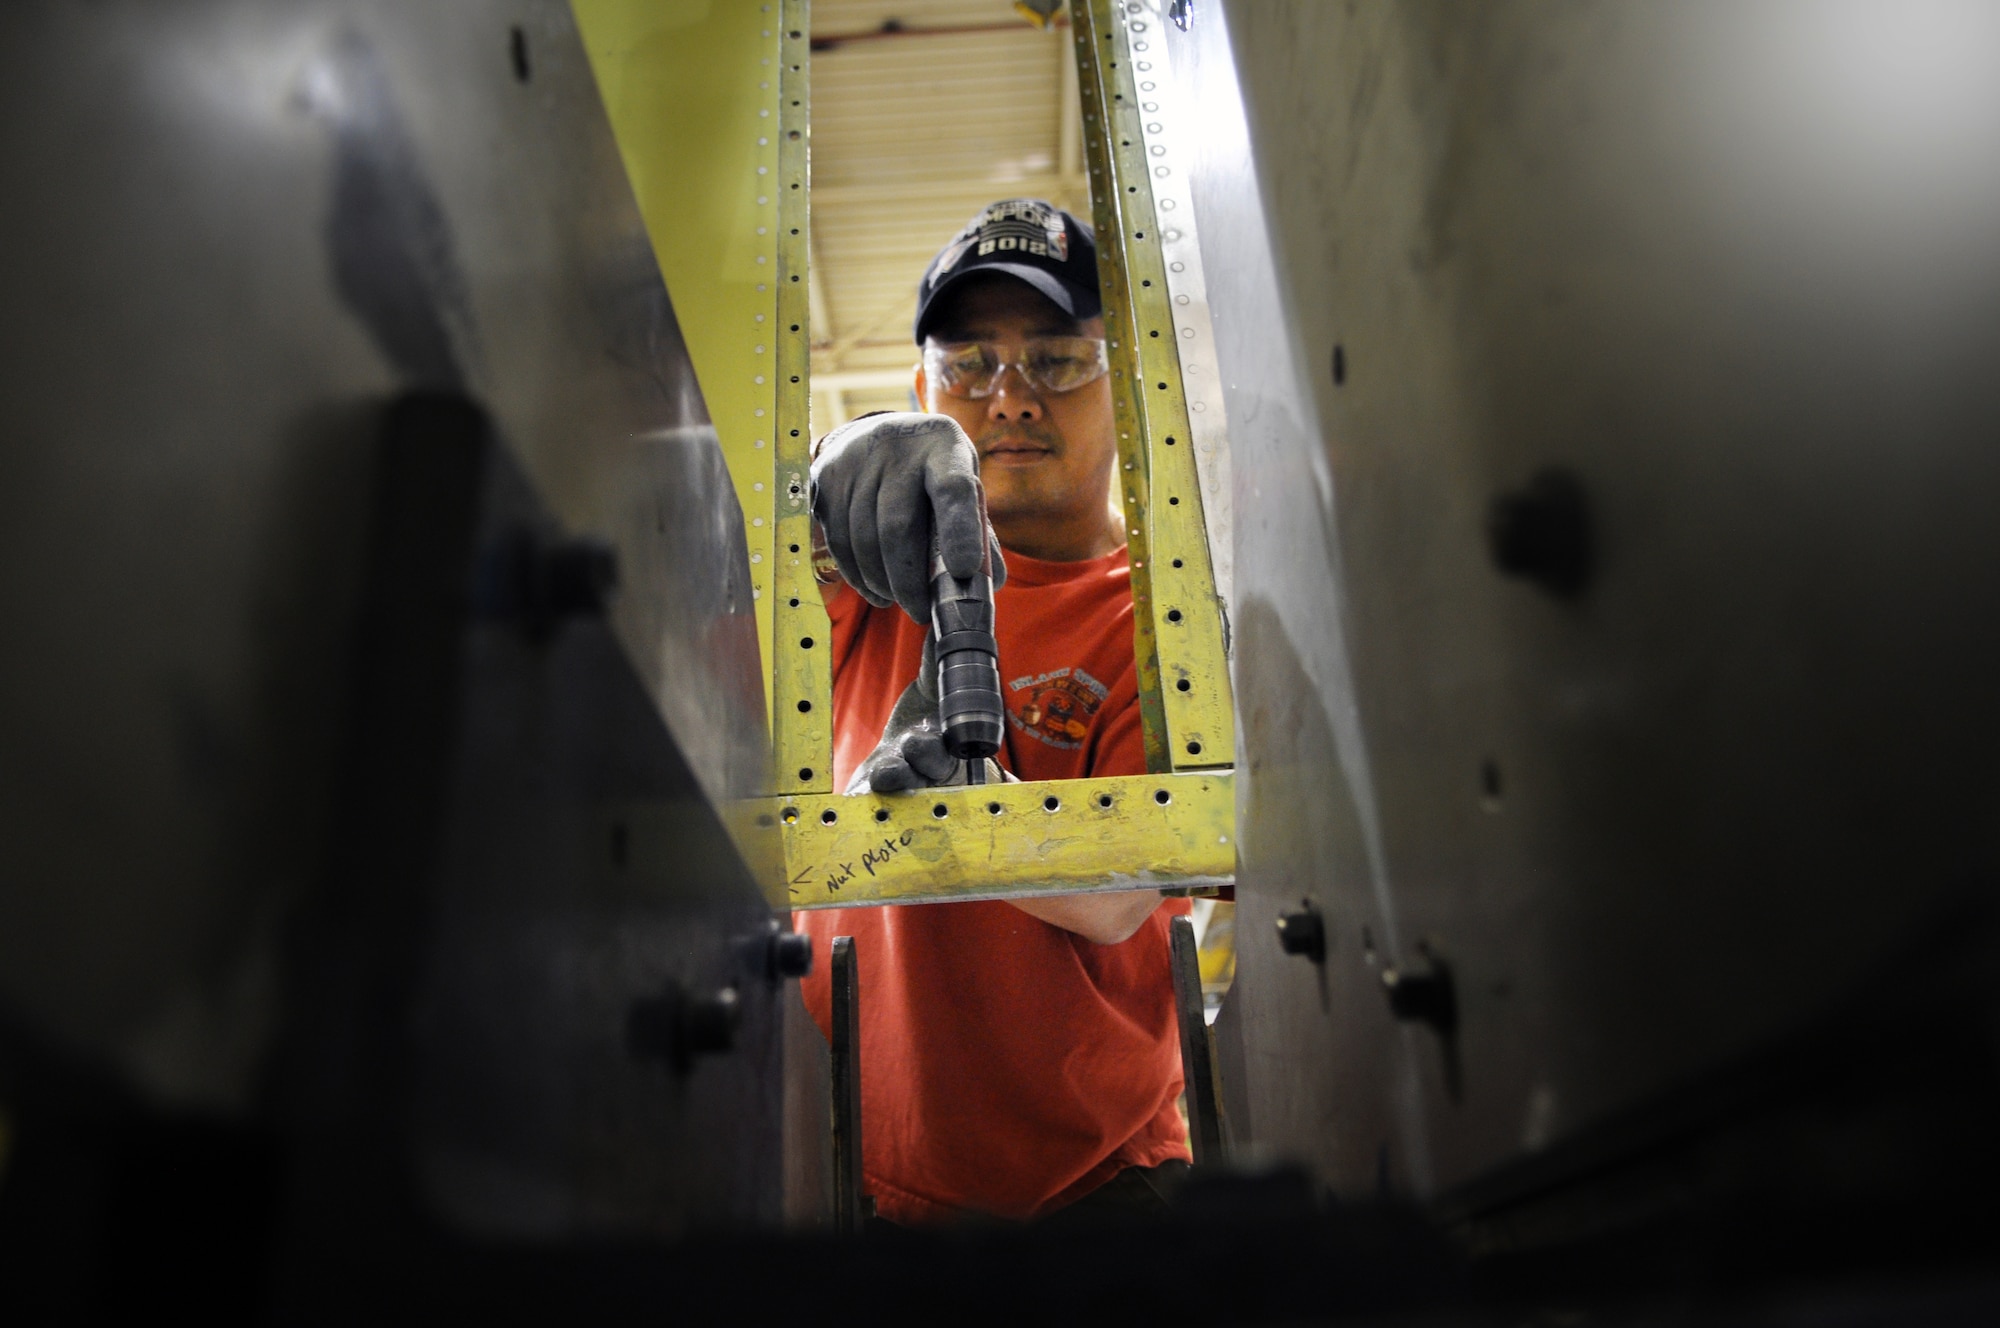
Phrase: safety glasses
[{"left": 922, "top": 336, "right": 1110, "bottom": 399}]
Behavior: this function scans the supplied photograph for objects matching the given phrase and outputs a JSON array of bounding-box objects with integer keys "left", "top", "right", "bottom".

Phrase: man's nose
[{"left": 985, "top": 365, "right": 1043, "bottom": 424}]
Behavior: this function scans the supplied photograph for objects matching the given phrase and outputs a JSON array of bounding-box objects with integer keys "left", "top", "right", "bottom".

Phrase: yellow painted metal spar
[
  {"left": 572, "top": 0, "right": 808, "bottom": 738},
  {"left": 624, "top": 772, "right": 1234, "bottom": 909},
  {"left": 1071, "top": 0, "right": 1235, "bottom": 775},
  {"left": 575, "top": 0, "right": 832, "bottom": 797}
]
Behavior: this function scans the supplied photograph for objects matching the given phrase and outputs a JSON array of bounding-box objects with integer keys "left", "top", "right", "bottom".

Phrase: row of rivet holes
[
  {"left": 1084, "top": 16, "right": 1208, "bottom": 758},
  {"left": 773, "top": 7, "right": 818, "bottom": 789},
  {"left": 1124, "top": 3, "right": 1214, "bottom": 544},
  {"left": 781, "top": 786, "right": 1178, "bottom": 827},
  {"left": 747, "top": 6, "right": 810, "bottom": 601}
]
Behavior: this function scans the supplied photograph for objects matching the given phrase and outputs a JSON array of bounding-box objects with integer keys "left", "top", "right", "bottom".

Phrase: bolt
[
  {"left": 770, "top": 929, "right": 813, "bottom": 979},
  {"left": 1275, "top": 901, "right": 1326, "bottom": 965},
  {"left": 682, "top": 986, "right": 741, "bottom": 1054},
  {"left": 1489, "top": 468, "right": 1591, "bottom": 598},
  {"left": 478, "top": 530, "right": 620, "bottom": 637},
  {"left": 1380, "top": 945, "right": 1461, "bottom": 1101},
  {"left": 627, "top": 981, "right": 740, "bottom": 1073},
  {"left": 542, "top": 537, "right": 619, "bottom": 615},
  {"left": 1381, "top": 953, "right": 1456, "bottom": 1037}
]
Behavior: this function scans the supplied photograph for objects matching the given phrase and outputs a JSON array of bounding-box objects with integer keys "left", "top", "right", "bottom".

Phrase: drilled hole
[
  {"left": 1176, "top": 678, "right": 1191, "bottom": 692},
  {"left": 796, "top": 699, "right": 811, "bottom": 713},
  {"left": 798, "top": 767, "right": 814, "bottom": 782},
  {"left": 1096, "top": 793, "right": 1114, "bottom": 809},
  {"left": 1043, "top": 795, "right": 1062, "bottom": 812},
  {"left": 800, "top": 636, "right": 815, "bottom": 649},
  {"left": 1154, "top": 789, "right": 1172, "bottom": 806},
  {"left": 875, "top": 808, "right": 890, "bottom": 823},
  {"left": 819, "top": 808, "right": 838, "bottom": 827},
  {"left": 1171, "top": 558, "right": 1183, "bottom": 568},
  {"left": 781, "top": 806, "right": 800, "bottom": 824},
  {"left": 987, "top": 801, "right": 1003, "bottom": 815},
  {"left": 1165, "top": 436, "right": 1177, "bottom": 446},
  {"left": 1166, "top": 609, "right": 1183, "bottom": 623},
  {"left": 1168, "top": 496, "right": 1180, "bottom": 505},
  {"left": 1186, "top": 740, "right": 1203, "bottom": 756},
  {"left": 932, "top": 803, "right": 948, "bottom": 819},
  {"left": 788, "top": 597, "right": 800, "bottom": 608}
]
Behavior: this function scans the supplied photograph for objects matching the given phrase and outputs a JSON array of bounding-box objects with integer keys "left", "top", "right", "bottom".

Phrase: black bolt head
[
  {"left": 1489, "top": 468, "right": 1592, "bottom": 599},
  {"left": 1275, "top": 904, "right": 1326, "bottom": 965},
  {"left": 683, "top": 986, "right": 741, "bottom": 1055},
  {"left": 544, "top": 537, "right": 619, "bottom": 615},
  {"left": 627, "top": 981, "right": 740, "bottom": 1072},
  {"left": 1382, "top": 962, "right": 1457, "bottom": 1036},
  {"left": 771, "top": 930, "right": 813, "bottom": 979}
]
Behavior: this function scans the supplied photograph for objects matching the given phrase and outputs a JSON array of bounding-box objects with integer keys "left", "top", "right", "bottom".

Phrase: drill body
[{"left": 928, "top": 530, "right": 1004, "bottom": 782}]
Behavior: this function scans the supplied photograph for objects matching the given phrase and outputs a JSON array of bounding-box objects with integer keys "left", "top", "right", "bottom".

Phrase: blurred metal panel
[
  {"left": 1169, "top": 0, "right": 2000, "bottom": 1213},
  {"left": 0, "top": 0, "right": 791, "bottom": 1274},
  {"left": 574, "top": 0, "right": 797, "bottom": 736}
]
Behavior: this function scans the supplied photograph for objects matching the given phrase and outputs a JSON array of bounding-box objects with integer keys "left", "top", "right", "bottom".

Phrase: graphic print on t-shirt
[{"left": 1006, "top": 666, "right": 1108, "bottom": 750}]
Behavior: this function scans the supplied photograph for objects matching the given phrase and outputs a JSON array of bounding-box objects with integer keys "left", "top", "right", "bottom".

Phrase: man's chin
[{"left": 983, "top": 477, "right": 1057, "bottom": 524}]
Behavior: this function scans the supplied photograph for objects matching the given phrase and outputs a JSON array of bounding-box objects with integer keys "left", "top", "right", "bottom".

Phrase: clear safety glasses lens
[{"left": 924, "top": 337, "right": 1109, "bottom": 399}]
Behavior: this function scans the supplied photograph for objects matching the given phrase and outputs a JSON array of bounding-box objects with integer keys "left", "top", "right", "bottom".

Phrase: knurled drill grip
[{"left": 929, "top": 528, "right": 1004, "bottom": 782}]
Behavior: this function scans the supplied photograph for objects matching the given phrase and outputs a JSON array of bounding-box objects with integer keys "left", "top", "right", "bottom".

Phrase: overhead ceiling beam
[
  {"left": 810, "top": 18, "right": 1066, "bottom": 53},
  {"left": 811, "top": 172, "right": 1088, "bottom": 210}
]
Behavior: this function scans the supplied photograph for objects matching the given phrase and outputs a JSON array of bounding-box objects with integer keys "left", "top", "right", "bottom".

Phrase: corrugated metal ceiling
[{"left": 809, "top": 0, "right": 1088, "bottom": 432}]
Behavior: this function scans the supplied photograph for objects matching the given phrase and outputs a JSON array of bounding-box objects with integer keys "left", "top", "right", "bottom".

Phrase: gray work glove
[
  {"left": 846, "top": 637, "right": 1015, "bottom": 794},
  {"left": 810, "top": 411, "right": 1006, "bottom": 626}
]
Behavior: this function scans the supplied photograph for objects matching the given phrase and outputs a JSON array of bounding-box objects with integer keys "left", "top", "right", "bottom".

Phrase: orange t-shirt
[{"left": 795, "top": 545, "right": 1191, "bottom": 1225}]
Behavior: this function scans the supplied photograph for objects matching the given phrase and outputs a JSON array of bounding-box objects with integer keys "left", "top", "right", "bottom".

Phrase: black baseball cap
[{"left": 912, "top": 199, "right": 1102, "bottom": 343}]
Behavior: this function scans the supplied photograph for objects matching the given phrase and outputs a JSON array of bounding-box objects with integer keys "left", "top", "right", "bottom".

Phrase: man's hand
[
  {"left": 810, "top": 412, "right": 1006, "bottom": 625},
  {"left": 846, "top": 638, "right": 1011, "bottom": 793}
]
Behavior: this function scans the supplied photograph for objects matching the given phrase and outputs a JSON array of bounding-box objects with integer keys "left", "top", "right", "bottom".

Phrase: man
[{"left": 795, "top": 200, "right": 1191, "bottom": 1225}]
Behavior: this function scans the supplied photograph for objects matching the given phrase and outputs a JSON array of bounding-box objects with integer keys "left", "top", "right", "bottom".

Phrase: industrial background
[{"left": 2, "top": 0, "right": 1998, "bottom": 1323}]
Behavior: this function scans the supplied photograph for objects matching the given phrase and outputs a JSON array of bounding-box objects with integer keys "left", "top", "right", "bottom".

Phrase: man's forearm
[{"left": 1008, "top": 890, "right": 1163, "bottom": 946}]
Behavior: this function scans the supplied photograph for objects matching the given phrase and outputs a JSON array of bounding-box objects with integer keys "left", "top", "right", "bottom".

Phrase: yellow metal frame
[
  {"left": 1072, "top": 0, "right": 1235, "bottom": 776},
  {"left": 622, "top": 772, "right": 1233, "bottom": 909},
  {"left": 769, "top": 0, "right": 835, "bottom": 798},
  {"left": 579, "top": 0, "right": 1236, "bottom": 909}
]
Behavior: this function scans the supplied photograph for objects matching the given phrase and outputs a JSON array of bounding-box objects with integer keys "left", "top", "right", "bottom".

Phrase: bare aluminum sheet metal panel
[
  {"left": 0, "top": 0, "right": 790, "bottom": 1266},
  {"left": 1168, "top": 0, "right": 2000, "bottom": 1208}
]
